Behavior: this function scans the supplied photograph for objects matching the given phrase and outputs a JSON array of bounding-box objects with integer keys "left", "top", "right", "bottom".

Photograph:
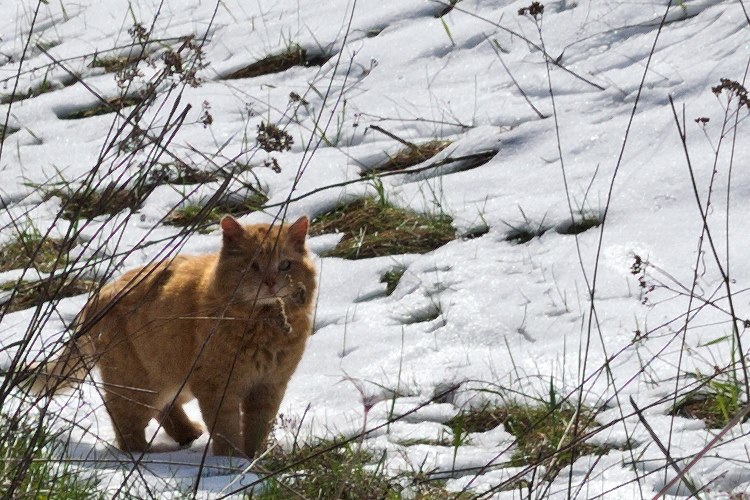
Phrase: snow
[{"left": 1, "top": 0, "right": 750, "bottom": 497}]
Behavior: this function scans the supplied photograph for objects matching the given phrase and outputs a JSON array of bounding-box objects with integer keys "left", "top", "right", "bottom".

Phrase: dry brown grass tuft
[
  {"left": 224, "top": 45, "right": 329, "bottom": 80},
  {"left": 0, "top": 235, "right": 75, "bottom": 274},
  {"left": 1, "top": 277, "right": 93, "bottom": 313},
  {"left": 89, "top": 55, "right": 136, "bottom": 73},
  {"left": 447, "top": 402, "right": 612, "bottom": 484},
  {"left": 46, "top": 182, "right": 144, "bottom": 221},
  {"left": 364, "top": 140, "right": 451, "bottom": 176},
  {"left": 59, "top": 95, "right": 144, "bottom": 120},
  {"left": 310, "top": 198, "right": 454, "bottom": 259},
  {"left": 165, "top": 191, "right": 268, "bottom": 228}
]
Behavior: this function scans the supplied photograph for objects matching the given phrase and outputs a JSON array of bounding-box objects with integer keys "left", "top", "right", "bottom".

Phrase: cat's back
[
  {"left": 82, "top": 254, "right": 218, "bottom": 364},
  {"left": 90, "top": 253, "right": 216, "bottom": 318}
]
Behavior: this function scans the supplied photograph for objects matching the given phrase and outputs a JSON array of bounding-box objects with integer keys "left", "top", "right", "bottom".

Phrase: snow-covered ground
[{"left": 1, "top": 0, "right": 750, "bottom": 497}]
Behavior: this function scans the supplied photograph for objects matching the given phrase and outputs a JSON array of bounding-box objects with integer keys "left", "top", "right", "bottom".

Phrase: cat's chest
[
  {"left": 212, "top": 322, "right": 296, "bottom": 371},
  {"left": 241, "top": 342, "right": 290, "bottom": 374}
]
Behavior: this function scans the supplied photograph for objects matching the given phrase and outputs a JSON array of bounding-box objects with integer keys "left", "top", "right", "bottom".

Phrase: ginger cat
[{"left": 31, "top": 215, "right": 317, "bottom": 458}]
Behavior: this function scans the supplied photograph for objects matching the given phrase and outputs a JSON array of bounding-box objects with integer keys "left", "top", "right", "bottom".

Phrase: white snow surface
[{"left": 0, "top": 0, "right": 749, "bottom": 497}]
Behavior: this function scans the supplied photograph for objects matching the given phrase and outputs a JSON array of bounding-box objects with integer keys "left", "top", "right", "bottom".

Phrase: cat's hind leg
[
  {"left": 97, "top": 337, "right": 157, "bottom": 453},
  {"left": 103, "top": 391, "right": 153, "bottom": 452}
]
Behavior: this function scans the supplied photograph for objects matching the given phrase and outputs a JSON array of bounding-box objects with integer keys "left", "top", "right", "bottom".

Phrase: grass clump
[
  {"left": 47, "top": 182, "right": 144, "bottom": 221},
  {"left": 0, "top": 414, "right": 101, "bottom": 499},
  {"left": 0, "top": 79, "right": 57, "bottom": 104},
  {"left": 254, "top": 441, "right": 393, "bottom": 499},
  {"left": 166, "top": 190, "right": 268, "bottom": 228},
  {"left": 364, "top": 27, "right": 384, "bottom": 38},
  {"left": 58, "top": 95, "right": 144, "bottom": 120},
  {"left": 166, "top": 204, "right": 224, "bottom": 228},
  {"left": 147, "top": 160, "right": 219, "bottom": 185},
  {"left": 225, "top": 44, "right": 330, "bottom": 80},
  {"left": 391, "top": 437, "right": 451, "bottom": 447},
  {"left": 89, "top": 54, "right": 136, "bottom": 73},
  {"left": 505, "top": 226, "right": 545, "bottom": 244},
  {"left": 556, "top": 212, "right": 602, "bottom": 235},
  {"left": 310, "top": 198, "right": 454, "bottom": 259},
  {"left": 671, "top": 379, "right": 742, "bottom": 428},
  {"left": 0, "top": 276, "right": 93, "bottom": 313},
  {"left": 461, "top": 224, "right": 490, "bottom": 240},
  {"left": 502, "top": 209, "right": 548, "bottom": 244},
  {"left": 447, "top": 401, "right": 609, "bottom": 482},
  {"left": 365, "top": 140, "right": 451, "bottom": 176},
  {"left": 401, "top": 302, "right": 444, "bottom": 325},
  {"left": 0, "top": 231, "right": 75, "bottom": 273},
  {"left": 436, "top": 0, "right": 461, "bottom": 17},
  {"left": 381, "top": 266, "right": 406, "bottom": 295},
  {"left": 0, "top": 124, "right": 20, "bottom": 142},
  {"left": 255, "top": 439, "right": 457, "bottom": 499}
]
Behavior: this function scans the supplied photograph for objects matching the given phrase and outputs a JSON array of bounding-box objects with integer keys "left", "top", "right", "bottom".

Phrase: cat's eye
[
  {"left": 278, "top": 260, "right": 291, "bottom": 271},
  {"left": 251, "top": 262, "right": 261, "bottom": 272}
]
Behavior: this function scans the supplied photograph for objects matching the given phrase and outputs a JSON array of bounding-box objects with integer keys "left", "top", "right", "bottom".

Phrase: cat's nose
[{"left": 264, "top": 276, "right": 276, "bottom": 288}]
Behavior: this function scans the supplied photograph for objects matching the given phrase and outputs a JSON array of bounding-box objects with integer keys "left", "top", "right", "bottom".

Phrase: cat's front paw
[
  {"left": 289, "top": 282, "right": 306, "bottom": 306},
  {"left": 266, "top": 297, "right": 285, "bottom": 315},
  {"left": 263, "top": 298, "right": 292, "bottom": 335}
]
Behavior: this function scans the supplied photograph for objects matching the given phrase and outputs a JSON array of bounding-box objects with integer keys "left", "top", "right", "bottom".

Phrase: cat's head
[{"left": 217, "top": 215, "right": 316, "bottom": 307}]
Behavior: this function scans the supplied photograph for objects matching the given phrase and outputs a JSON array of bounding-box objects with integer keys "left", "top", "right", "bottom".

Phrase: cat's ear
[
  {"left": 287, "top": 216, "right": 309, "bottom": 252},
  {"left": 220, "top": 215, "right": 243, "bottom": 243}
]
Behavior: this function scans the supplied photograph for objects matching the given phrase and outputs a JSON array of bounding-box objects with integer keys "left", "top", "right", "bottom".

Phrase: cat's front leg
[
  {"left": 242, "top": 382, "right": 287, "bottom": 458},
  {"left": 193, "top": 387, "right": 244, "bottom": 457}
]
